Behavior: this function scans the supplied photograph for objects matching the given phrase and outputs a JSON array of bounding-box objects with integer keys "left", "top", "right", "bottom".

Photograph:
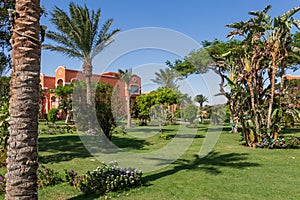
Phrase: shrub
[
  {"left": 183, "top": 104, "right": 198, "bottom": 124},
  {"left": 47, "top": 108, "right": 59, "bottom": 125},
  {"left": 160, "top": 133, "right": 170, "bottom": 140},
  {"left": 38, "top": 164, "right": 63, "bottom": 188},
  {"left": 65, "top": 161, "right": 143, "bottom": 195},
  {"left": 64, "top": 168, "right": 79, "bottom": 186},
  {"left": 0, "top": 175, "right": 5, "bottom": 195},
  {"left": 255, "top": 136, "right": 300, "bottom": 149}
]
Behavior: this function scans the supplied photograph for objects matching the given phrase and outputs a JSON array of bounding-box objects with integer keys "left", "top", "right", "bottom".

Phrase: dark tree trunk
[{"left": 6, "top": 0, "right": 41, "bottom": 199}]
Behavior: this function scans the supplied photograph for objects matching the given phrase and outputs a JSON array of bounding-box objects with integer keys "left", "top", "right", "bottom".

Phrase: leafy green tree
[
  {"left": 166, "top": 47, "right": 211, "bottom": 79},
  {"left": 136, "top": 93, "right": 153, "bottom": 126},
  {"left": 48, "top": 108, "right": 59, "bottom": 125},
  {"left": 183, "top": 104, "right": 198, "bottom": 124},
  {"left": 136, "top": 87, "right": 178, "bottom": 127},
  {"left": 94, "top": 82, "right": 116, "bottom": 140},
  {"left": 43, "top": 2, "right": 120, "bottom": 132}
]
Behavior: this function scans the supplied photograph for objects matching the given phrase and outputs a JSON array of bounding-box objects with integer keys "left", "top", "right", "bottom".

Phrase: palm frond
[
  {"left": 293, "top": 19, "right": 300, "bottom": 30},
  {"left": 42, "top": 44, "right": 83, "bottom": 59},
  {"left": 45, "top": 31, "right": 81, "bottom": 53},
  {"left": 95, "top": 19, "right": 120, "bottom": 47},
  {"left": 279, "top": 6, "right": 300, "bottom": 22}
]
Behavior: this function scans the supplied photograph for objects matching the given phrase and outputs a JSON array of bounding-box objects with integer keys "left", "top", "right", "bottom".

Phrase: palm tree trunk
[
  {"left": 83, "top": 60, "right": 95, "bottom": 133},
  {"left": 126, "top": 85, "right": 131, "bottom": 128},
  {"left": 247, "top": 78, "right": 260, "bottom": 143},
  {"left": 6, "top": 0, "right": 40, "bottom": 199},
  {"left": 229, "top": 98, "right": 238, "bottom": 133},
  {"left": 267, "top": 66, "right": 277, "bottom": 131},
  {"left": 86, "top": 75, "right": 92, "bottom": 106}
]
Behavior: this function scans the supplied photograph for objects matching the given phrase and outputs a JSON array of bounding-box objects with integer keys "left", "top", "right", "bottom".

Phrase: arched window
[
  {"left": 71, "top": 78, "right": 78, "bottom": 84},
  {"left": 56, "top": 79, "right": 64, "bottom": 87},
  {"left": 130, "top": 85, "right": 139, "bottom": 94}
]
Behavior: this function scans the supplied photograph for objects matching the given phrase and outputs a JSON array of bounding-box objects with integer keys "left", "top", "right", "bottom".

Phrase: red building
[
  {"left": 40, "top": 66, "right": 141, "bottom": 119},
  {"left": 283, "top": 74, "right": 300, "bottom": 108}
]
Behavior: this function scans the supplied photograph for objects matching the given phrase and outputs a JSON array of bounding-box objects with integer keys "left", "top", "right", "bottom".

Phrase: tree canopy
[{"left": 0, "top": 0, "right": 15, "bottom": 75}]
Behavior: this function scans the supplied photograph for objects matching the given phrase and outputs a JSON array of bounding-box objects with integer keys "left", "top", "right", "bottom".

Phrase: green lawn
[{"left": 1, "top": 122, "right": 300, "bottom": 199}]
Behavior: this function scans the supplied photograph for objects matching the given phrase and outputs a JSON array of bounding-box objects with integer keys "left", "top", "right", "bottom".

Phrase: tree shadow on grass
[
  {"left": 39, "top": 134, "right": 154, "bottom": 163},
  {"left": 39, "top": 135, "right": 93, "bottom": 164},
  {"left": 111, "top": 136, "right": 152, "bottom": 150},
  {"left": 143, "top": 151, "right": 260, "bottom": 184},
  {"left": 67, "top": 193, "right": 100, "bottom": 200}
]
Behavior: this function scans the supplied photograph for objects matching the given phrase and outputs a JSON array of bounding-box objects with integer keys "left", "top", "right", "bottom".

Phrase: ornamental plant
[
  {"left": 65, "top": 161, "right": 143, "bottom": 195},
  {"left": 255, "top": 136, "right": 300, "bottom": 149},
  {"left": 37, "top": 164, "right": 63, "bottom": 188},
  {"left": 64, "top": 168, "right": 79, "bottom": 186},
  {"left": 47, "top": 108, "right": 59, "bottom": 125}
]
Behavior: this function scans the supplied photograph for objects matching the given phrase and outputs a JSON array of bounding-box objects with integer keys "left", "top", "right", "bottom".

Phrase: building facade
[
  {"left": 40, "top": 66, "right": 141, "bottom": 119},
  {"left": 283, "top": 74, "right": 300, "bottom": 108}
]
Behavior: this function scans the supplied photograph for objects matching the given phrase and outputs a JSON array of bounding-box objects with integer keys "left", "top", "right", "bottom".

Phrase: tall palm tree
[
  {"left": 6, "top": 0, "right": 41, "bottom": 199},
  {"left": 151, "top": 68, "right": 178, "bottom": 89},
  {"left": 43, "top": 3, "right": 120, "bottom": 129},
  {"left": 194, "top": 94, "right": 208, "bottom": 110},
  {"left": 118, "top": 68, "right": 132, "bottom": 128}
]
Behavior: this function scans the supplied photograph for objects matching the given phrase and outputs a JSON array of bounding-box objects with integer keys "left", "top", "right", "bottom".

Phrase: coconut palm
[
  {"left": 194, "top": 94, "right": 208, "bottom": 110},
  {"left": 43, "top": 2, "right": 120, "bottom": 116},
  {"left": 151, "top": 68, "right": 178, "bottom": 89},
  {"left": 5, "top": 0, "right": 40, "bottom": 199},
  {"left": 118, "top": 68, "right": 132, "bottom": 128}
]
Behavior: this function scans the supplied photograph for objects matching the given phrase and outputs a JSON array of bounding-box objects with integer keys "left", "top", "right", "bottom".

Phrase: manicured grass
[{"left": 1, "top": 123, "right": 300, "bottom": 199}]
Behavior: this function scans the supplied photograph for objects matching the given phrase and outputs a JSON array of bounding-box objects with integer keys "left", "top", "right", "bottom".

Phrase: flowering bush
[
  {"left": 255, "top": 136, "right": 300, "bottom": 149},
  {"left": 65, "top": 161, "right": 143, "bottom": 195},
  {"left": 64, "top": 168, "right": 79, "bottom": 186},
  {"left": 37, "top": 164, "right": 62, "bottom": 188},
  {"left": 0, "top": 175, "right": 5, "bottom": 194}
]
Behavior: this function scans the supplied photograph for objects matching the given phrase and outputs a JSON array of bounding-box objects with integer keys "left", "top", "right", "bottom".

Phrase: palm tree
[
  {"left": 43, "top": 3, "right": 120, "bottom": 132},
  {"left": 194, "top": 94, "right": 208, "bottom": 110},
  {"left": 118, "top": 69, "right": 132, "bottom": 128},
  {"left": 151, "top": 68, "right": 178, "bottom": 89},
  {"left": 5, "top": 0, "right": 40, "bottom": 199}
]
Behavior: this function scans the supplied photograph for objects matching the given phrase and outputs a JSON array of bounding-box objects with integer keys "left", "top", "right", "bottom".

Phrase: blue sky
[{"left": 40, "top": 0, "right": 300, "bottom": 104}]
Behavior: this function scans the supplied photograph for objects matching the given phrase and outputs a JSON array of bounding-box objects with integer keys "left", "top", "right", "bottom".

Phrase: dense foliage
[
  {"left": 47, "top": 108, "right": 59, "bottom": 125},
  {"left": 65, "top": 161, "right": 142, "bottom": 195},
  {"left": 136, "top": 87, "right": 178, "bottom": 126},
  {"left": 169, "top": 6, "right": 300, "bottom": 147},
  {"left": 37, "top": 164, "right": 62, "bottom": 188},
  {"left": 183, "top": 104, "right": 198, "bottom": 124},
  {"left": 94, "top": 82, "right": 116, "bottom": 140}
]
